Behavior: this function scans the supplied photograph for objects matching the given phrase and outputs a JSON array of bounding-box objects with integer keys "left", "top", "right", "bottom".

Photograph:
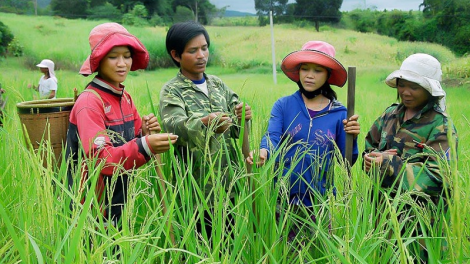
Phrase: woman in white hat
[
  {"left": 363, "top": 53, "right": 458, "bottom": 262},
  {"left": 247, "top": 41, "right": 360, "bottom": 229},
  {"left": 29, "top": 59, "right": 58, "bottom": 99},
  {"left": 363, "top": 53, "right": 457, "bottom": 195}
]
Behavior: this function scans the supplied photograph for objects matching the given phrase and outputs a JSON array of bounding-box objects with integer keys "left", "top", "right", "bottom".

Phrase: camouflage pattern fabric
[
  {"left": 159, "top": 71, "right": 243, "bottom": 196},
  {"left": 364, "top": 102, "right": 458, "bottom": 197}
]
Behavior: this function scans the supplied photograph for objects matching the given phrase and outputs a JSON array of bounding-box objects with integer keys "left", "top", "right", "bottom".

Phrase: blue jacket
[{"left": 260, "top": 91, "right": 358, "bottom": 206}]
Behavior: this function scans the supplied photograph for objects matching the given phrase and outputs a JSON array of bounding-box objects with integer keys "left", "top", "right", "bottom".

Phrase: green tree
[
  {"left": 87, "top": 2, "right": 122, "bottom": 21},
  {"left": 109, "top": 0, "right": 161, "bottom": 16},
  {"left": 88, "top": 0, "right": 107, "bottom": 8},
  {"left": 171, "top": 0, "right": 216, "bottom": 24},
  {"left": 294, "top": 0, "right": 342, "bottom": 31},
  {"left": 0, "top": 20, "right": 14, "bottom": 56},
  {"left": 0, "top": 0, "right": 33, "bottom": 13},
  {"left": 51, "top": 0, "right": 87, "bottom": 18},
  {"left": 254, "top": 0, "right": 288, "bottom": 26},
  {"left": 420, "top": 0, "right": 439, "bottom": 16},
  {"left": 420, "top": 0, "right": 470, "bottom": 55},
  {"left": 173, "top": 5, "right": 194, "bottom": 23}
]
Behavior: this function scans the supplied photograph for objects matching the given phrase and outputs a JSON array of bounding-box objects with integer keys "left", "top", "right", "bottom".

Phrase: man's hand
[
  {"left": 235, "top": 102, "right": 252, "bottom": 121},
  {"left": 201, "top": 112, "right": 232, "bottom": 133}
]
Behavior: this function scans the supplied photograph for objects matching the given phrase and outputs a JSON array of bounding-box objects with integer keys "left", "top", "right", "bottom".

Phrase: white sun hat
[
  {"left": 36, "top": 59, "right": 58, "bottom": 83},
  {"left": 385, "top": 53, "right": 446, "bottom": 111}
]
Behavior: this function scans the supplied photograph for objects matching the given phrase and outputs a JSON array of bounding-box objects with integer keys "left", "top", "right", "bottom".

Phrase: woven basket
[{"left": 17, "top": 98, "right": 75, "bottom": 167}]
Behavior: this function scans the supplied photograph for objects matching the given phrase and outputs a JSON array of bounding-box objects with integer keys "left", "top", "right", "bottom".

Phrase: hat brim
[
  {"left": 79, "top": 32, "right": 149, "bottom": 76},
  {"left": 385, "top": 70, "right": 445, "bottom": 97},
  {"left": 36, "top": 63, "right": 48, "bottom": 68},
  {"left": 281, "top": 50, "right": 347, "bottom": 87}
]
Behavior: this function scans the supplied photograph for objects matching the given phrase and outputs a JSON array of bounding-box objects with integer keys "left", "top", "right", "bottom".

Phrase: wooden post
[
  {"left": 269, "top": 11, "right": 277, "bottom": 85},
  {"left": 345, "top": 66, "right": 356, "bottom": 166},
  {"left": 243, "top": 122, "right": 252, "bottom": 174}
]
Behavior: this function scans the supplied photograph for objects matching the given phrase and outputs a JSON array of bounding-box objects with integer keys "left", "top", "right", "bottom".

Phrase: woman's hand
[
  {"left": 363, "top": 149, "right": 398, "bottom": 172},
  {"left": 142, "top": 113, "right": 161, "bottom": 136},
  {"left": 147, "top": 133, "right": 178, "bottom": 154},
  {"left": 28, "top": 84, "right": 38, "bottom": 90},
  {"left": 343, "top": 114, "right": 360, "bottom": 137},
  {"left": 246, "top": 148, "right": 268, "bottom": 167}
]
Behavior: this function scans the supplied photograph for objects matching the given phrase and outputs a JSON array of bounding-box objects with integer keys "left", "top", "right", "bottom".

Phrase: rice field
[{"left": 0, "top": 12, "right": 469, "bottom": 263}]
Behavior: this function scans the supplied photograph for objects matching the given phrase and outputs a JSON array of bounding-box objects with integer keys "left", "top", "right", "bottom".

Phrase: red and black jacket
[{"left": 66, "top": 77, "right": 154, "bottom": 219}]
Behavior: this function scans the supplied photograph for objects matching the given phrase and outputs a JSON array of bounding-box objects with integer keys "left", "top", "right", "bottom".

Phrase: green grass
[{"left": 0, "top": 13, "right": 469, "bottom": 263}]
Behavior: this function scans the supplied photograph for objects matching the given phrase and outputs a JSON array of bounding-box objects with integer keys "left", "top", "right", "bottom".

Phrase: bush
[
  {"left": 0, "top": 21, "right": 14, "bottom": 56},
  {"left": 451, "top": 25, "right": 470, "bottom": 56},
  {"left": 122, "top": 13, "right": 149, "bottom": 27},
  {"left": 7, "top": 38, "right": 23, "bottom": 57},
  {"left": 132, "top": 4, "right": 148, "bottom": 18},
  {"left": 149, "top": 14, "right": 166, "bottom": 27},
  {"left": 292, "top": 19, "right": 311, "bottom": 28},
  {"left": 173, "top": 6, "right": 194, "bottom": 23},
  {"left": 348, "top": 9, "right": 377, "bottom": 33},
  {"left": 145, "top": 38, "right": 173, "bottom": 69},
  {"left": 395, "top": 42, "right": 455, "bottom": 64},
  {"left": 87, "top": 3, "right": 122, "bottom": 21}
]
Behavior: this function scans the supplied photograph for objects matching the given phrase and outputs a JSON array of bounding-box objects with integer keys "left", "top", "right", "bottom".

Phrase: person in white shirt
[{"left": 29, "top": 59, "right": 58, "bottom": 99}]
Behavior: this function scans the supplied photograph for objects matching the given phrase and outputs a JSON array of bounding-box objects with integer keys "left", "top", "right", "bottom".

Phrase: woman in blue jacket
[{"left": 247, "top": 41, "right": 360, "bottom": 207}]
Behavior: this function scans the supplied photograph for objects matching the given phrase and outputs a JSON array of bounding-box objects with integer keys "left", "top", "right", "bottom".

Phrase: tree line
[
  {"left": 0, "top": 0, "right": 222, "bottom": 25},
  {"left": 0, "top": 0, "right": 469, "bottom": 56},
  {"left": 344, "top": 0, "right": 470, "bottom": 56}
]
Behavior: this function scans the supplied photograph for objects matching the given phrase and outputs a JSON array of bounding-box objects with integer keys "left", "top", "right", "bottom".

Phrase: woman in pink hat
[
  {"left": 65, "top": 23, "right": 178, "bottom": 227},
  {"left": 28, "top": 59, "right": 58, "bottom": 99},
  {"left": 247, "top": 40, "right": 360, "bottom": 238}
]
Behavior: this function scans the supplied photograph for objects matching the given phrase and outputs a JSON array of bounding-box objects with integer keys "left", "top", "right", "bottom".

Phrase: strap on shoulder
[{"left": 81, "top": 89, "right": 105, "bottom": 110}]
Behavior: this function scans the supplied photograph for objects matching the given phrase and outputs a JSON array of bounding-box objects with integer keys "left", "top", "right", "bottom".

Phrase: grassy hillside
[{"left": 0, "top": 13, "right": 469, "bottom": 263}]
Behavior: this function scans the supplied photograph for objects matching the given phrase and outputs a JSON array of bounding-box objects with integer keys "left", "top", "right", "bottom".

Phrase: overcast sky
[{"left": 210, "top": 0, "right": 424, "bottom": 14}]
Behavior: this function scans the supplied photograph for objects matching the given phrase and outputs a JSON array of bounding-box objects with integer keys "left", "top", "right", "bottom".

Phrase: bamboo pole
[
  {"left": 345, "top": 66, "right": 356, "bottom": 166},
  {"left": 243, "top": 122, "right": 251, "bottom": 173}
]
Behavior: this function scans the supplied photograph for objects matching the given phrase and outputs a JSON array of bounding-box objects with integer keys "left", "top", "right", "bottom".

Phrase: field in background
[{"left": 0, "top": 13, "right": 469, "bottom": 263}]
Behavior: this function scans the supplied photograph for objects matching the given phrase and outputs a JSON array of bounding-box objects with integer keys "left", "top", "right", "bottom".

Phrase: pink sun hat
[
  {"left": 79, "top": 22, "right": 149, "bottom": 76},
  {"left": 281, "top": 41, "right": 347, "bottom": 87}
]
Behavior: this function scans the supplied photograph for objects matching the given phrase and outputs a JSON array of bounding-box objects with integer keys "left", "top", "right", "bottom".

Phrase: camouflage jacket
[
  {"left": 364, "top": 102, "right": 458, "bottom": 197},
  {"left": 159, "top": 72, "right": 243, "bottom": 192}
]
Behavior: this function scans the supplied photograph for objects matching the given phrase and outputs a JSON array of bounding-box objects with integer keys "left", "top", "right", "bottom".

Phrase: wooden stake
[
  {"left": 243, "top": 122, "right": 252, "bottom": 174},
  {"left": 346, "top": 66, "right": 356, "bottom": 166}
]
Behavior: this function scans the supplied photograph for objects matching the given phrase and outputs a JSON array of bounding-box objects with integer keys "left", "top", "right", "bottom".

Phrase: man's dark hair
[{"left": 165, "top": 21, "right": 210, "bottom": 67}]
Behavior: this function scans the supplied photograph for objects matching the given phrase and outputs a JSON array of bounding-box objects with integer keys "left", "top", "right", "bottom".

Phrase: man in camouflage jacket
[
  {"left": 159, "top": 21, "right": 251, "bottom": 198},
  {"left": 160, "top": 72, "right": 247, "bottom": 193}
]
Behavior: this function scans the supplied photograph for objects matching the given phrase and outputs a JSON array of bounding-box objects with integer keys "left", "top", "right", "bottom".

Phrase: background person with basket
[{"left": 28, "top": 59, "right": 58, "bottom": 99}]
